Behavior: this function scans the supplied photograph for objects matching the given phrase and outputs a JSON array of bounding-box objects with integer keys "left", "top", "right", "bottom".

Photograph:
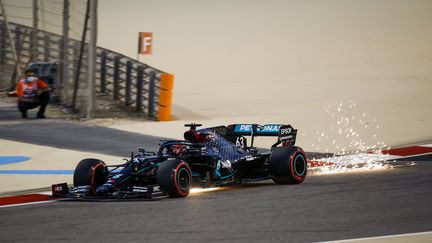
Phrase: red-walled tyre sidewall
[{"left": 157, "top": 159, "right": 192, "bottom": 198}]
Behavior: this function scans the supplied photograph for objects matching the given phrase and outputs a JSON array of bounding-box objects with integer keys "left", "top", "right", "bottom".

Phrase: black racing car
[{"left": 52, "top": 123, "right": 307, "bottom": 199}]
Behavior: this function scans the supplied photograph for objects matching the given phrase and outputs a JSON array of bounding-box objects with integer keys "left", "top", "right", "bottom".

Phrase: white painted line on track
[
  {"left": 0, "top": 199, "right": 59, "bottom": 209},
  {"left": 39, "top": 191, "right": 53, "bottom": 195},
  {"left": 320, "top": 231, "right": 432, "bottom": 243}
]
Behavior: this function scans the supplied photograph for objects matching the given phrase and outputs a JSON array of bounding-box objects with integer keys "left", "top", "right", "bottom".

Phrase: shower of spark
[
  {"left": 306, "top": 100, "right": 399, "bottom": 174},
  {"left": 309, "top": 153, "right": 395, "bottom": 175}
]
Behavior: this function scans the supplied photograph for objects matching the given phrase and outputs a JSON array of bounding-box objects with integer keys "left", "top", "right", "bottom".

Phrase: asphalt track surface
[
  {"left": 0, "top": 162, "right": 431, "bottom": 242},
  {"left": 1, "top": 106, "right": 432, "bottom": 242}
]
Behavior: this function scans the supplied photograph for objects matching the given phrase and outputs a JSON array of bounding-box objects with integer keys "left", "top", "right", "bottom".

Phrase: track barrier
[{"left": 158, "top": 73, "right": 174, "bottom": 121}]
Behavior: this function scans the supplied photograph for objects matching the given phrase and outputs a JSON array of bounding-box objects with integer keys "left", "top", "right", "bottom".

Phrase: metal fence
[{"left": 0, "top": 20, "right": 164, "bottom": 118}]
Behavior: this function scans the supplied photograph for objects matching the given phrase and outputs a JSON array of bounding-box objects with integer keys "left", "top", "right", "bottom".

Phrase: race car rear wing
[{"left": 227, "top": 124, "right": 297, "bottom": 146}]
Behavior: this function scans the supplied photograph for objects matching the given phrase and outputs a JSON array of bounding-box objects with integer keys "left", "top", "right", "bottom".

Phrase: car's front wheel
[
  {"left": 157, "top": 159, "right": 192, "bottom": 198},
  {"left": 73, "top": 158, "right": 108, "bottom": 194}
]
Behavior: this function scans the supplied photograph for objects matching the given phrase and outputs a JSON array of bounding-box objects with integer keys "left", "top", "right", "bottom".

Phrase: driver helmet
[{"left": 171, "top": 144, "right": 185, "bottom": 155}]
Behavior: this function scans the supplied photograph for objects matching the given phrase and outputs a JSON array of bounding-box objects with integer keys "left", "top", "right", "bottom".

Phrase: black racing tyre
[
  {"left": 157, "top": 159, "right": 192, "bottom": 198},
  {"left": 269, "top": 146, "right": 307, "bottom": 184},
  {"left": 73, "top": 158, "right": 108, "bottom": 194}
]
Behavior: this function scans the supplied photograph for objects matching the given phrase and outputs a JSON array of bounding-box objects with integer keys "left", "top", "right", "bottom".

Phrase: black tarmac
[
  {"left": 0, "top": 163, "right": 431, "bottom": 242},
  {"left": 0, "top": 106, "right": 166, "bottom": 156}
]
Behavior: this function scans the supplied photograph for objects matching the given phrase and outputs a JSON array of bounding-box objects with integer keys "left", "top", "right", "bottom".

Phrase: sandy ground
[
  {"left": 96, "top": 0, "right": 432, "bottom": 153},
  {"left": 107, "top": 74, "right": 432, "bottom": 154}
]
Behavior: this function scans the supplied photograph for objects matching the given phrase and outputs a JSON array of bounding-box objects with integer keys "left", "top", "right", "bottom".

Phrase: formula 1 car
[{"left": 52, "top": 123, "right": 307, "bottom": 199}]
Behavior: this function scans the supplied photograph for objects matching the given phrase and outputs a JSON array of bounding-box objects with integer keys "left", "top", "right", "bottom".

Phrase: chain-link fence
[{"left": 0, "top": 0, "right": 165, "bottom": 118}]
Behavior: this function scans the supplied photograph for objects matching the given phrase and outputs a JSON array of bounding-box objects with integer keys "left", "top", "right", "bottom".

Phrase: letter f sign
[{"left": 139, "top": 32, "right": 153, "bottom": 55}]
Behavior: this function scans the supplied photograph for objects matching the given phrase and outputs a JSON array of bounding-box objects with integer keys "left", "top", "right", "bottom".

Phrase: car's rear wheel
[
  {"left": 73, "top": 158, "right": 108, "bottom": 194},
  {"left": 269, "top": 146, "right": 307, "bottom": 184},
  {"left": 157, "top": 159, "right": 192, "bottom": 198}
]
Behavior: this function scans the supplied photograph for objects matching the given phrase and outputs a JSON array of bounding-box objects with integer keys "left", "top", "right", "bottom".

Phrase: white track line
[
  {"left": 320, "top": 231, "right": 432, "bottom": 242},
  {"left": 39, "top": 191, "right": 53, "bottom": 195},
  {"left": 0, "top": 199, "right": 60, "bottom": 209}
]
